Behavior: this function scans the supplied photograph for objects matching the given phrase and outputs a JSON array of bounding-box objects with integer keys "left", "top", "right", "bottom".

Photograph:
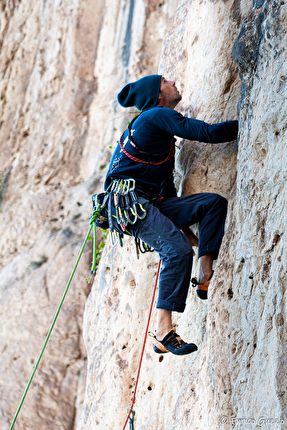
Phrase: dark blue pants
[{"left": 119, "top": 193, "right": 227, "bottom": 312}]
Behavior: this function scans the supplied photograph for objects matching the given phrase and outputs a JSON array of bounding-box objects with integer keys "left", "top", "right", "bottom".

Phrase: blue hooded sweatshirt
[{"left": 104, "top": 106, "right": 238, "bottom": 198}]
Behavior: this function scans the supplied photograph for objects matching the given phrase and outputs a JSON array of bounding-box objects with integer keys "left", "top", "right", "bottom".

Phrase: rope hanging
[
  {"left": 8, "top": 196, "right": 159, "bottom": 430},
  {"left": 9, "top": 223, "right": 95, "bottom": 430},
  {"left": 122, "top": 259, "right": 161, "bottom": 430},
  {"left": 89, "top": 201, "right": 101, "bottom": 274}
]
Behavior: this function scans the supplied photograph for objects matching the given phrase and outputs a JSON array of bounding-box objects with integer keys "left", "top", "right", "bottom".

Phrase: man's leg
[
  {"left": 129, "top": 204, "right": 198, "bottom": 355},
  {"left": 156, "top": 309, "right": 172, "bottom": 341},
  {"left": 183, "top": 229, "right": 214, "bottom": 282},
  {"left": 128, "top": 202, "right": 194, "bottom": 343},
  {"left": 158, "top": 193, "right": 228, "bottom": 260},
  {"left": 159, "top": 193, "right": 227, "bottom": 298},
  {"left": 198, "top": 253, "right": 214, "bottom": 283},
  {"left": 126, "top": 193, "right": 227, "bottom": 350},
  {"left": 131, "top": 202, "right": 194, "bottom": 313}
]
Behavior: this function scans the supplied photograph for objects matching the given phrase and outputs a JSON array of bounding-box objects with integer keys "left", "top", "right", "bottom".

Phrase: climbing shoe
[
  {"left": 191, "top": 271, "right": 214, "bottom": 300},
  {"left": 151, "top": 329, "right": 198, "bottom": 356}
]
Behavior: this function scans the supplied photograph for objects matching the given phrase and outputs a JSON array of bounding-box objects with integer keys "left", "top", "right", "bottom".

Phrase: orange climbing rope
[{"left": 122, "top": 259, "right": 161, "bottom": 430}]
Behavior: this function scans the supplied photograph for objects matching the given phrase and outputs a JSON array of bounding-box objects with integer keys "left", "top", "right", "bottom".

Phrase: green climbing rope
[
  {"left": 9, "top": 223, "right": 94, "bottom": 430},
  {"left": 8, "top": 191, "right": 152, "bottom": 429},
  {"left": 89, "top": 202, "right": 101, "bottom": 274}
]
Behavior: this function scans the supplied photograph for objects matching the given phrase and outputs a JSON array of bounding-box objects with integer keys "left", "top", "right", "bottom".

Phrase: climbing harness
[
  {"left": 122, "top": 259, "right": 161, "bottom": 430},
  {"left": 119, "top": 129, "right": 175, "bottom": 165},
  {"left": 93, "top": 112, "right": 176, "bottom": 250}
]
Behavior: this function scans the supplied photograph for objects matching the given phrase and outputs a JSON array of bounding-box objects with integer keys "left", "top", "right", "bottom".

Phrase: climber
[{"left": 104, "top": 74, "right": 238, "bottom": 355}]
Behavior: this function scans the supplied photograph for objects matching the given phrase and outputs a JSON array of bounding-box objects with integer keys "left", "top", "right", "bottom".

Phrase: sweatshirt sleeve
[
  {"left": 151, "top": 108, "right": 238, "bottom": 144},
  {"left": 195, "top": 119, "right": 238, "bottom": 143}
]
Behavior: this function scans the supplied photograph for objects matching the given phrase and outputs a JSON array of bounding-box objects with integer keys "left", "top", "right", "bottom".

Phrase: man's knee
[
  {"left": 210, "top": 194, "right": 228, "bottom": 213},
  {"left": 165, "top": 235, "right": 193, "bottom": 263}
]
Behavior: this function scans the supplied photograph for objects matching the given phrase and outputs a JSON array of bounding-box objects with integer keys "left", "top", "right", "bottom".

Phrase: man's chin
[{"left": 174, "top": 93, "right": 182, "bottom": 107}]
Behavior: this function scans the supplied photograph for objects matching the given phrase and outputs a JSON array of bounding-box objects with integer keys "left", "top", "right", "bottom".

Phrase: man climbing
[{"left": 103, "top": 74, "right": 238, "bottom": 355}]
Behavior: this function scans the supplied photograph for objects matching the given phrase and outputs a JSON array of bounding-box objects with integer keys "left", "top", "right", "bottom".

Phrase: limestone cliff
[
  {"left": 0, "top": 0, "right": 176, "bottom": 429},
  {"left": 1, "top": 1, "right": 286, "bottom": 430}
]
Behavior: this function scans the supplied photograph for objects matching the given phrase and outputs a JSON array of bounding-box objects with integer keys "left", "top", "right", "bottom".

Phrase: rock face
[
  {"left": 172, "top": 1, "right": 287, "bottom": 428},
  {"left": 1, "top": 0, "right": 287, "bottom": 430},
  {"left": 0, "top": 0, "right": 177, "bottom": 429}
]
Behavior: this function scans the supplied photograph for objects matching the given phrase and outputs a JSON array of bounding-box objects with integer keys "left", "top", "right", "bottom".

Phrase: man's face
[{"left": 157, "top": 77, "right": 182, "bottom": 108}]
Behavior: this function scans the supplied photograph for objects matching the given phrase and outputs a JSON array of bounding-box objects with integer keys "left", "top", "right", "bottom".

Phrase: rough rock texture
[
  {"left": 78, "top": 0, "right": 245, "bottom": 429},
  {"left": 1, "top": 0, "right": 287, "bottom": 430},
  {"left": 0, "top": 0, "right": 175, "bottom": 429},
  {"left": 79, "top": 1, "right": 287, "bottom": 430},
  {"left": 172, "top": 1, "right": 287, "bottom": 429}
]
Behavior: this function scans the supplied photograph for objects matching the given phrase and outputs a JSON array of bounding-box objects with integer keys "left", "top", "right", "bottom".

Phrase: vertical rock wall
[
  {"left": 0, "top": 0, "right": 176, "bottom": 429},
  {"left": 79, "top": 0, "right": 287, "bottom": 429},
  {"left": 78, "top": 0, "right": 245, "bottom": 429},
  {"left": 0, "top": 1, "right": 105, "bottom": 428},
  {"left": 171, "top": 1, "right": 287, "bottom": 430},
  {"left": 1, "top": 0, "right": 287, "bottom": 429}
]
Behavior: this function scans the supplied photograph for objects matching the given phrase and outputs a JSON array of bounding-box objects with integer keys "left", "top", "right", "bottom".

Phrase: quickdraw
[
  {"left": 110, "top": 178, "right": 147, "bottom": 230},
  {"left": 91, "top": 179, "right": 153, "bottom": 256},
  {"left": 126, "top": 408, "right": 135, "bottom": 430},
  {"left": 134, "top": 237, "right": 154, "bottom": 259}
]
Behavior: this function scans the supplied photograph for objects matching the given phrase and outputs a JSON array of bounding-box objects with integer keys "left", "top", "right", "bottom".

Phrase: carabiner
[
  {"left": 135, "top": 202, "right": 146, "bottom": 220},
  {"left": 126, "top": 408, "right": 135, "bottom": 430}
]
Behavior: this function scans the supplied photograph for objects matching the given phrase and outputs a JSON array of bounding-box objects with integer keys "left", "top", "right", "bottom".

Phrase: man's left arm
[
  {"left": 153, "top": 109, "right": 238, "bottom": 144},
  {"left": 198, "top": 120, "right": 238, "bottom": 144}
]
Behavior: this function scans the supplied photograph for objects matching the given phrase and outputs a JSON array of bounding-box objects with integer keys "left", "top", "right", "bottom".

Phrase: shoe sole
[
  {"left": 153, "top": 344, "right": 169, "bottom": 354},
  {"left": 152, "top": 338, "right": 169, "bottom": 353},
  {"left": 196, "top": 289, "right": 208, "bottom": 300}
]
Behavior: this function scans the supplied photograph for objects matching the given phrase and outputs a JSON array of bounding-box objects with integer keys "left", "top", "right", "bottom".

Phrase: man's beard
[{"left": 172, "top": 92, "right": 182, "bottom": 107}]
